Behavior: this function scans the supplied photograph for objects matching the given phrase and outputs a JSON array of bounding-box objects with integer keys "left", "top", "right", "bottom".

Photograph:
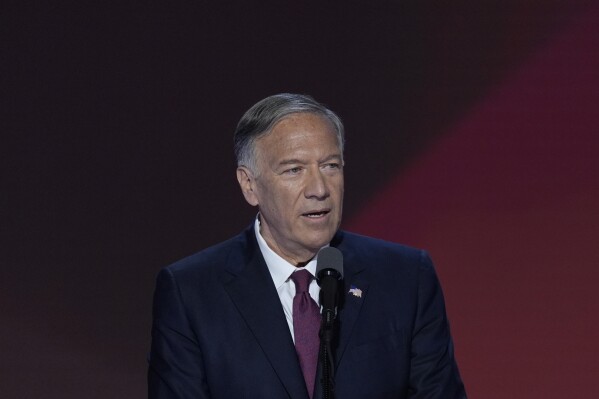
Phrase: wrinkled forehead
[
  {"left": 259, "top": 113, "right": 342, "bottom": 152},
  {"left": 257, "top": 114, "right": 342, "bottom": 155}
]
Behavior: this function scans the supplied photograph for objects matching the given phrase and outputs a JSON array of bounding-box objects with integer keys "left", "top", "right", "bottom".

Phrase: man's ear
[{"left": 236, "top": 166, "right": 259, "bottom": 206}]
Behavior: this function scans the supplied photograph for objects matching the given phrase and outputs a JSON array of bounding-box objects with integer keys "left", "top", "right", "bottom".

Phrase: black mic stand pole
[
  {"left": 319, "top": 308, "right": 336, "bottom": 399},
  {"left": 316, "top": 247, "right": 343, "bottom": 399}
]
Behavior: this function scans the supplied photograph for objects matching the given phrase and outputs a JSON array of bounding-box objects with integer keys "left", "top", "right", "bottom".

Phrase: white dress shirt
[{"left": 254, "top": 217, "right": 322, "bottom": 343}]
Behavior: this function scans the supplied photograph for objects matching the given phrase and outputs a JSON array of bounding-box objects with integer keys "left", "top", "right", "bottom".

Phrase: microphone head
[{"left": 316, "top": 247, "right": 344, "bottom": 280}]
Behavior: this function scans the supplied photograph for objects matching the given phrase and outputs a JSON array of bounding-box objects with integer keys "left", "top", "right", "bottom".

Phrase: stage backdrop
[{"left": 2, "top": 2, "right": 598, "bottom": 398}]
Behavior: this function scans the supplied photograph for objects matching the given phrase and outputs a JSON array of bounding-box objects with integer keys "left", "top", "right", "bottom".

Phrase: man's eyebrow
[
  {"left": 319, "top": 154, "right": 343, "bottom": 163},
  {"left": 278, "top": 159, "right": 307, "bottom": 166},
  {"left": 278, "top": 154, "right": 342, "bottom": 165}
]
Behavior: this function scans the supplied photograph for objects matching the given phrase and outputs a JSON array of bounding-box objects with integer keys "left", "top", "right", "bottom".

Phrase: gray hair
[{"left": 234, "top": 93, "right": 345, "bottom": 172}]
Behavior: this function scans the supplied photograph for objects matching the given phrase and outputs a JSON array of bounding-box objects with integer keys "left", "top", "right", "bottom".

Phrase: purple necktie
[{"left": 290, "top": 269, "right": 321, "bottom": 398}]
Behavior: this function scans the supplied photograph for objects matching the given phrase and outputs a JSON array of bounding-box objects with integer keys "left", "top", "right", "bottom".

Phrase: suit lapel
[
  {"left": 223, "top": 228, "right": 308, "bottom": 399},
  {"left": 314, "top": 233, "right": 370, "bottom": 399},
  {"left": 332, "top": 232, "right": 370, "bottom": 369}
]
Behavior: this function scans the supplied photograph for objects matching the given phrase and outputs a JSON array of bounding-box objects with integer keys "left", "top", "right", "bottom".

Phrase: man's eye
[
  {"left": 324, "top": 163, "right": 340, "bottom": 169},
  {"left": 286, "top": 167, "right": 302, "bottom": 174}
]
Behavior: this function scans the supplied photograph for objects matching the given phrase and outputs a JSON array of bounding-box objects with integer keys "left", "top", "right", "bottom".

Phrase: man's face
[{"left": 237, "top": 113, "right": 344, "bottom": 265}]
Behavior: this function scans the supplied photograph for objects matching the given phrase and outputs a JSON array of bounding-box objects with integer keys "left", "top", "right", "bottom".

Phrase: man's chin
[{"left": 302, "top": 232, "right": 336, "bottom": 252}]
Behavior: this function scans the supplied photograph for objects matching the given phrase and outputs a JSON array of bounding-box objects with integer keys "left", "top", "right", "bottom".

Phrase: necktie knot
[{"left": 290, "top": 269, "right": 313, "bottom": 294}]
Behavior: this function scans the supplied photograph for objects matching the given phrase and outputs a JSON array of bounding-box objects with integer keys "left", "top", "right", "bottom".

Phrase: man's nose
[{"left": 304, "top": 168, "right": 329, "bottom": 199}]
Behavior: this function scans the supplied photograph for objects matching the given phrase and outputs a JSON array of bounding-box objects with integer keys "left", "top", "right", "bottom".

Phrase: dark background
[{"left": 2, "top": 2, "right": 598, "bottom": 398}]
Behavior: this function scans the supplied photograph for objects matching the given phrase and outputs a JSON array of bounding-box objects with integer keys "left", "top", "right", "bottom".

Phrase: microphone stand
[
  {"left": 319, "top": 309, "right": 336, "bottom": 399},
  {"left": 316, "top": 248, "right": 343, "bottom": 399}
]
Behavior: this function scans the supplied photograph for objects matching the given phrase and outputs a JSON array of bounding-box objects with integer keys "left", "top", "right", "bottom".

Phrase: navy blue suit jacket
[{"left": 148, "top": 225, "right": 466, "bottom": 398}]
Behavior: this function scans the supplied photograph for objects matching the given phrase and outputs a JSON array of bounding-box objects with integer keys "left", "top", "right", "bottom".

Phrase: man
[{"left": 148, "top": 93, "right": 466, "bottom": 398}]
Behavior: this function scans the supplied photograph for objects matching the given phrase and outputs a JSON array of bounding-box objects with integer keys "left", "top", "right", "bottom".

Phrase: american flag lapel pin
[{"left": 348, "top": 285, "right": 362, "bottom": 298}]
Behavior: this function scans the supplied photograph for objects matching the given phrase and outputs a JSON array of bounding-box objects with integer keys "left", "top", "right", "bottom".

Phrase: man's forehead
[
  {"left": 258, "top": 128, "right": 340, "bottom": 157},
  {"left": 260, "top": 113, "right": 338, "bottom": 142}
]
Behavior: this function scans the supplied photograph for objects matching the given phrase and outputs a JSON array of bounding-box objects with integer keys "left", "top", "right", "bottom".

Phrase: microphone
[
  {"left": 316, "top": 247, "right": 343, "bottom": 397},
  {"left": 316, "top": 247, "right": 343, "bottom": 324}
]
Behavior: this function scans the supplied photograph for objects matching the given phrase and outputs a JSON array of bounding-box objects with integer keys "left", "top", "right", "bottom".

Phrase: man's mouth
[{"left": 302, "top": 210, "right": 330, "bottom": 218}]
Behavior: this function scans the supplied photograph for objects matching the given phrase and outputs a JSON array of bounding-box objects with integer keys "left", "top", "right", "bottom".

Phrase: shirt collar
[{"left": 254, "top": 216, "right": 322, "bottom": 288}]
